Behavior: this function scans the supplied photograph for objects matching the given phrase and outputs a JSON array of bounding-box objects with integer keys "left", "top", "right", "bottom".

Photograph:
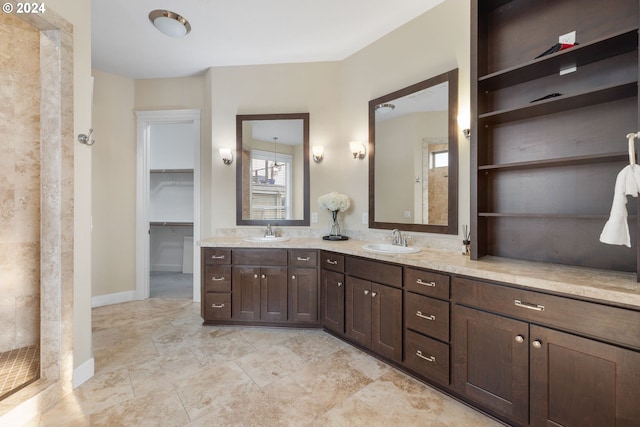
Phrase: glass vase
[{"left": 329, "top": 210, "right": 341, "bottom": 237}]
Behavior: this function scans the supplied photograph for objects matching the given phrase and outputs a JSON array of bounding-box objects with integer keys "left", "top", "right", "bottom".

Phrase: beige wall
[
  {"left": 91, "top": 70, "right": 135, "bottom": 296},
  {"left": 46, "top": 0, "right": 93, "bottom": 373},
  {"left": 91, "top": 0, "right": 470, "bottom": 299}
]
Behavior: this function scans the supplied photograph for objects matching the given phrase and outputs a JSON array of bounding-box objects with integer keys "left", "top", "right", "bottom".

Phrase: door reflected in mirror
[
  {"left": 236, "top": 113, "right": 310, "bottom": 226},
  {"left": 369, "top": 69, "right": 458, "bottom": 234}
]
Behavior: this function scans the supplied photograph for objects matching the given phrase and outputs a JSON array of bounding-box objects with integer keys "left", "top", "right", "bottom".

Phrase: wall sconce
[
  {"left": 349, "top": 141, "right": 366, "bottom": 159},
  {"left": 312, "top": 146, "right": 324, "bottom": 163},
  {"left": 219, "top": 148, "right": 234, "bottom": 165},
  {"left": 457, "top": 112, "right": 471, "bottom": 139}
]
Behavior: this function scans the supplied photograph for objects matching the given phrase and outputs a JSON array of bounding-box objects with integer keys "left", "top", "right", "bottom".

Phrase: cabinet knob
[
  {"left": 364, "top": 290, "right": 369, "bottom": 295},
  {"left": 371, "top": 292, "right": 377, "bottom": 298},
  {"left": 337, "top": 282, "right": 343, "bottom": 287},
  {"left": 532, "top": 340, "right": 542, "bottom": 349},
  {"left": 291, "top": 275, "right": 296, "bottom": 280},
  {"left": 515, "top": 335, "right": 524, "bottom": 344},
  {"left": 261, "top": 274, "right": 266, "bottom": 279},
  {"left": 254, "top": 274, "right": 258, "bottom": 279}
]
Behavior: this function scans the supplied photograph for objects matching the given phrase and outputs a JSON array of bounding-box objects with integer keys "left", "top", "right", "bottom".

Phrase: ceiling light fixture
[
  {"left": 375, "top": 103, "right": 396, "bottom": 114},
  {"left": 149, "top": 10, "right": 191, "bottom": 38}
]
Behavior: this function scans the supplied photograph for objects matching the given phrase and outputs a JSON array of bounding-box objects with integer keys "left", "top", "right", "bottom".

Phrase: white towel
[{"left": 600, "top": 164, "right": 640, "bottom": 247}]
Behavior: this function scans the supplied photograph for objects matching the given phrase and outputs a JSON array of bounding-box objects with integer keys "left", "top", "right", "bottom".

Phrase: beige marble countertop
[{"left": 199, "top": 236, "right": 640, "bottom": 309}]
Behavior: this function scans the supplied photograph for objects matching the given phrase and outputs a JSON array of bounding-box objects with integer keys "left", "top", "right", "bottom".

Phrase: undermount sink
[
  {"left": 362, "top": 243, "right": 421, "bottom": 254},
  {"left": 243, "top": 236, "right": 290, "bottom": 243}
]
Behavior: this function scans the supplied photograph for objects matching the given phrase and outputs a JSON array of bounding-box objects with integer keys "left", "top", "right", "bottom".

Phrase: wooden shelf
[
  {"left": 479, "top": 152, "right": 628, "bottom": 172},
  {"left": 479, "top": 80, "right": 637, "bottom": 126},
  {"left": 479, "top": 29, "right": 639, "bottom": 91},
  {"left": 150, "top": 221, "right": 193, "bottom": 226},
  {"left": 150, "top": 169, "right": 193, "bottom": 174}
]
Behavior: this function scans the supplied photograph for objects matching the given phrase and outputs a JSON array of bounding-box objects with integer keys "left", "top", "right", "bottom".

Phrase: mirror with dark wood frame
[
  {"left": 236, "top": 113, "right": 310, "bottom": 226},
  {"left": 369, "top": 68, "right": 458, "bottom": 234}
]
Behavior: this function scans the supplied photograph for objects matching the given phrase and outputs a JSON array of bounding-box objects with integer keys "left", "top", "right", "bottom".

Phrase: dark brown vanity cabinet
[
  {"left": 288, "top": 250, "right": 319, "bottom": 323},
  {"left": 202, "top": 248, "right": 232, "bottom": 320},
  {"left": 201, "top": 248, "right": 320, "bottom": 325},
  {"left": 345, "top": 257, "right": 403, "bottom": 363},
  {"left": 403, "top": 268, "right": 451, "bottom": 386},
  {"left": 320, "top": 251, "right": 345, "bottom": 335},
  {"left": 471, "top": 0, "right": 640, "bottom": 276},
  {"left": 452, "top": 276, "right": 640, "bottom": 427}
]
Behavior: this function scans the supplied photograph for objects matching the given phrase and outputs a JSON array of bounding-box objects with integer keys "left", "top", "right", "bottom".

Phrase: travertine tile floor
[{"left": 29, "top": 298, "right": 503, "bottom": 426}]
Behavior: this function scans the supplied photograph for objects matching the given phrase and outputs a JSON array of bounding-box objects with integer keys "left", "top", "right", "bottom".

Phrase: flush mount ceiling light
[
  {"left": 149, "top": 10, "right": 191, "bottom": 37},
  {"left": 375, "top": 103, "right": 396, "bottom": 114}
]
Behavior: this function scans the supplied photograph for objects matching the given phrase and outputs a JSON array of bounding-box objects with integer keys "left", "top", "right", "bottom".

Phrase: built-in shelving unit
[{"left": 471, "top": 0, "right": 639, "bottom": 276}]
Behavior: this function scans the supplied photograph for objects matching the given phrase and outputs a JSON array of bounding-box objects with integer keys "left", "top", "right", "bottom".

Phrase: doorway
[{"left": 135, "top": 110, "right": 201, "bottom": 301}]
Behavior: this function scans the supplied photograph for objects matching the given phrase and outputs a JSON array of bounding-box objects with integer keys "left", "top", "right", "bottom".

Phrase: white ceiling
[{"left": 91, "top": 0, "right": 445, "bottom": 79}]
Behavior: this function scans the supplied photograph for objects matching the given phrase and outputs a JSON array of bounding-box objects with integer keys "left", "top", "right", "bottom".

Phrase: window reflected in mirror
[{"left": 236, "top": 113, "right": 310, "bottom": 226}]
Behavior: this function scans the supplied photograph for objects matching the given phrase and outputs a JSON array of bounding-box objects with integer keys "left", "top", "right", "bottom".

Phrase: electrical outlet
[
  {"left": 404, "top": 210, "right": 411, "bottom": 218},
  {"left": 362, "top": 212, "right": 368, "bottom": 224},
  {"left": 559, "top": 31, "right": 576, "bottom": 45},
  {"left": 311, "top": 212, "right": 318, "bottom": 223}
]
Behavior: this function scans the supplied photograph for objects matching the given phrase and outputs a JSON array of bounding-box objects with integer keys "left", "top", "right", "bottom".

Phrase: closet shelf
[
  {"left": 479, "top": 28, "right": 639, "bottom": 90},
  {"left": 150, "top": 169, "right": 194, "bottom": 174},
  {"left": 478, "top": 152, "right": 628, "bottom": 172},
  {"left": 478, "top": 80, "right": 637, "bottom": 126},
  {"left": 150, "top": 221, "right": 193, "bottom": 226}
]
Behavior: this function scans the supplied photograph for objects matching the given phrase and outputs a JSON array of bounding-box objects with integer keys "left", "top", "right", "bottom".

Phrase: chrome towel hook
[{"left": 78, "top": 129, "right": 95, "bottom": 146}]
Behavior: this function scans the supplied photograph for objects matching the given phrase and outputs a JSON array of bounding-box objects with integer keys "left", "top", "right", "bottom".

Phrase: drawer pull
[
  {"left": 211, "top": 304, "right": 225, "bottom": 309},
  {"left": 416, "top": 279, "right": 436, "bottom": 287},
  {"left": 212, "top": 277, "right": 225, "bottom": 281},
  {"left": 416, "top": 311, "right": 435, "bottom": 321},
  {"left": 297, "top": 256, "right": 311, "bottom": 261},
  {"left": 514, "top": 299, "right": 545, "bottom": 312},
  {"left": 211, "top": 255, "right": 225, "bottom": 260},
  {"left": 326, "top": 259, "right": 338, "bottom": 265},
  {"left": 416, "top": 350, "right": 435, "bottom": 363}
]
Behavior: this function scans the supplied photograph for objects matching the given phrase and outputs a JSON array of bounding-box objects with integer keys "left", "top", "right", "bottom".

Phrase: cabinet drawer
[
  {"left": 346, "top": 257, "right": 402, "bottom": 288},
  {"left": 405, "top": 268, "right": 450, "bottom": 299},
  {"left": 204, "top": 293, "right": 231, "bottom": 320},
  {"left": 452, "top": 276, "right": 640, "bottom": 350},
  {"left": 233, "top": 249, "right": 287, "bottom": 266},
  {"left": 203, "top": 266, "right": 231, "bottom": 292},
  {"left": 203, "top": 248, "right": 231, "bottom": 265},
  {"left": 404, "top": 330, "right": 449, "bottom": 385},
  {"left": 289, "top": 249, "right": 318, "bottom": 267},
  {"left": 405, "top": 293, "right": 449, "bottom": 342},
  {"left": 320, "top": 251, "right": 344, "bottom": 272}
]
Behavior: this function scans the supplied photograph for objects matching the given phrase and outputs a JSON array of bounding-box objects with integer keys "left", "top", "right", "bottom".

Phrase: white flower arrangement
[{"left": 318, "top": 192, "right": 351, "bottom": 212}]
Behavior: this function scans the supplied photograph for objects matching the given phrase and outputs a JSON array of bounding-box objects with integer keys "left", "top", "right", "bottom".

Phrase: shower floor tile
[{"left": 0, "top": 345, "right": 39, "bottom": 401}]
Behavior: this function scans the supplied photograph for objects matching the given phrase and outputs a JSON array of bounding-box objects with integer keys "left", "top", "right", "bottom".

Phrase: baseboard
[
  {"left": 73, "top": 357, "right": 94, "bottom": 389},
  {"left": 91, "top": 290, "right": 136, "bottom": 308}
]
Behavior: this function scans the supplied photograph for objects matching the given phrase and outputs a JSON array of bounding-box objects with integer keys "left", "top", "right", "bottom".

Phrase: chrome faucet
[
  {"left": 264, "top": 223, "right": 275, "bottom": 237},
  {"left": 392, "top": 229, "right": 405, "bottom": 246}
]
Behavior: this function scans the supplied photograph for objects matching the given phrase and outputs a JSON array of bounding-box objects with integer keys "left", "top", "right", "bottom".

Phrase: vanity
[{"left": 200, "top": 237, "right": 640, "bottom": 427}]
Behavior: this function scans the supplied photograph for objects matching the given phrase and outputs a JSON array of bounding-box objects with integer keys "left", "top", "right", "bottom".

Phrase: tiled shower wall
[{"left": 0, "top": 12, "right": 41, "bottom": 354}]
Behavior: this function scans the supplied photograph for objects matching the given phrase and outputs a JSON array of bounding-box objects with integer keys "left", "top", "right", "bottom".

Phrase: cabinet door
[
  {"left": 345, "top": 277, "right": 372, "bottom": 348},
  {"left": 321, "top": 269, "right": 344, "bottom": 334},
  {"left": 260, "top": 266, "right": 288, "bottom": 321},
  {"left": 288, "top": 267, "right": 318, "bottom": 323},
  {"left": 453, "top": 305, "right": 529, "bottom": 426},
  {"left": 232, "top": 266, "right": 261, "bottom": 321},
  {"left": 530, "top": 325, "right": 640, "bottom": 427},
  {"left": 371, "top": 283, "right": 402, "bottom": 363}
]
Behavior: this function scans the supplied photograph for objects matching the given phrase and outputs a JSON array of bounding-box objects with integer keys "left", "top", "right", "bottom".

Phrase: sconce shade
[
  {"left": 349, "top": 141, "right": 366, "bottom": 159},
  {"left": 219, "top": 148, "right": 234, "bottom": 165},
  {"left": 312, "top": 146, "right": 324, "bottom": 163},
  {"left": 149, "top": 10, "right": 191, "bottom": 37}
]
